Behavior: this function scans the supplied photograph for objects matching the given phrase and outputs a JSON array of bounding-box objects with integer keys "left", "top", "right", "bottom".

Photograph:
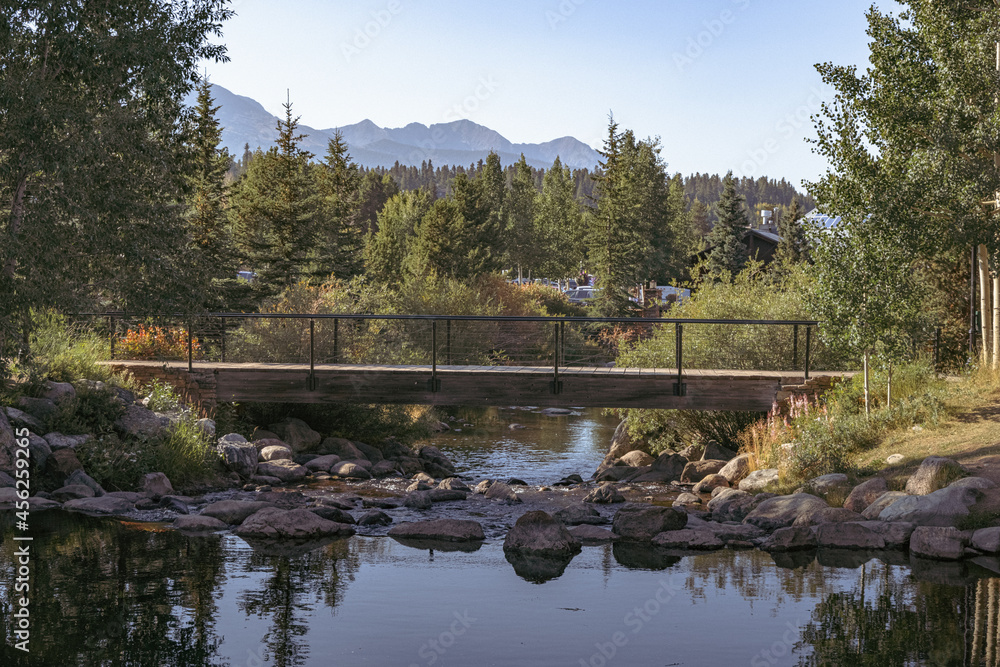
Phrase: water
[{"left": 2, "top": 409, "right": 996, "bottom": 666}]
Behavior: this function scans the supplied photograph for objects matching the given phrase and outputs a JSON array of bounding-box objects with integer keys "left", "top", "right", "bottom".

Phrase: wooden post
[
  {"left": 863, "top": 352, "right": 870, "bottom": 417},
  {"left": 980, "top": 244, "right": 991, "bottom": 366}
]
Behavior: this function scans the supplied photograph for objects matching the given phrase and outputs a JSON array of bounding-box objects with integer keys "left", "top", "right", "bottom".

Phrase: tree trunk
[
  {"left": 980, "top": 244, "right": 991, "bottom": 366},
  {"left": 864, "top": 352, "right": 870, "bottom": 417},
  {"left": 993, "top": 273, "right": 1000, "bottom": 370},
  {"left": 886, "top": 362, "right": 892, "bottom": 410}
]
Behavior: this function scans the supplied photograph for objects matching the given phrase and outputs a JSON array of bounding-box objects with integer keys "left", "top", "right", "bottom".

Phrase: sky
[{"left": 206, "top": 0, "right": 902, "bottom": 189}]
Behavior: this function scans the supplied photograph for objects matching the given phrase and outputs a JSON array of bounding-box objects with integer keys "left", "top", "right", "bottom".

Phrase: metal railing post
[
  {"left": 804, "top": 325, "right": 811, "bottom": 380},
  {"left": 551, "top": 321, "right": 562, "bottom": 394},
  {"left": 220, "top": 316, "right": 226, "bottom": 363},
  {"left": 674, "top": 322, "right": 685, "bottom": 396},
  {"left": 187, "top": 318, "right": 193, "bottom": 372},
  {"left": 793, "top": 324, "right": 799, "bottom": 370},
  {"left": 109, "top": 315, "right": 116, "bottom": 360},
  {"left": 308, "top": 318, "right": 317, "bottom": 390},
  {"left": 333, "top": 318, "right": 339, "bottom": 363},
  {"left": 446, "top": 319, "right": 451, "bottom": 366},
  {"left": 934, "top": 327, "right": 942, "bottom": 372},
  {"left": 429, "top": 320, "right": 440, "bottom": 392}
]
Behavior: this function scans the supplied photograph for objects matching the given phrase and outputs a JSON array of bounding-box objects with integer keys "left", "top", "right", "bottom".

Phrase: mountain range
[{"left": 196, "top": 84, "right": 602, "bottom": 171}]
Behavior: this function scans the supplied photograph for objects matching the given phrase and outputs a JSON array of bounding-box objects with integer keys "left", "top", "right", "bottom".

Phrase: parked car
[{"left": 564, "top": 287, "right": 599, "bottom": 304}]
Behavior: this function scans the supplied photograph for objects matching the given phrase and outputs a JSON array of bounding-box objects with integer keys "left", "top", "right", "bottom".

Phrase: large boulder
[
  {"left": 803, "top": 474, "right": 852, "bottom": 504},
  {"left": 27, "top": 433, "right": 50, "bottom": 472},
  {"left": 630, "top": 453, "right": 686, "bottom": 483},
  {"left": 503, "top": 511, "right": 582, "bottom": 556},
  {"left": 5, "top": 407, "right": 44, "bottom": 434},
  {"left": 718, "top": 454, "right": 752, "bottom": 484},
  {"left": 201, "top": 500, "right": 275, "bottom": 524},
  {"left": 972, "top": 527, "right": 1000, "bottom": 553},
  {"left": 51, "top": 484, "right": 95, "bottom": 502},
  {"left": 43, "top": 433, "right": 91, "bottom": 451},
  {"left": 680, "top": 459, "right": 727, "bottom": 484},
  {"left": 439, "top": 477, "right": 471, "bottom": 492},
  {"left": 308, "top": 506, "right": 357, "bottom": 524},
  {"left": 909, "top": 526, "right": 970, "bottom": 560},
  {"left": 905, "top": 456, "right": 965, "bottom": 495},
  {"left": 651, "top": 527, "right": 724, "bottom": 550},
  {"left": 63, "top": 496, "right": 134, "bottom": 515},
  {"left": 877, "top": 482, "right": 984, "bottom": 527},
  {"left": 739, "top": 468, "right": 780, "bottom": 493},
  {"left": 114, "top": 404, "right": 167, "bottom": 440},
  {"left": 376, "top": 437, "right": 413, "bottom": 461},
  {"left": 217, "top": 441, "right": 258, "bottom": 479},
  {"left": 45, "top": 448, "right": 83, "bottom": 483},
  {"left": 353, "top": 441, "right": 384, "bottom": 464},
  {"left": 330, "top": 461, "right": 372, "bottom": 480},
  {"left": 814, "top": 522, "right": 887, "bottom": 550},
  {"left": 596, "top": 420, "right": 649, "bottom": 474},
  {"left": 370, "top": 460, "right": 400, "bottom": 477},
  {"left": 235, "top": 507, "right": 355, "bottom": 539},
  {"left": 611, "top": 504, "right": 687, "bottom": 541},
  {"left": 707, "top": 488, "right": 759, "bottom": 523},
  {"left": 702, "top": 440, "right": 737, "bottom": 462},
  {"left": 617, "top": 450, "right": 654, "bottom": 467},
  {"left": 304, "top": 454, "right": 341, "bottom": 473},
  {"left": 267, "top": 418, "right": 322, "bottom": 453},
  {"left": 260, "top": 445, "right": 293, "bottom": 462},
  {"left": 554, "top": 504, "right": 608, "bottom": 526},
  {"left": 760, "top": 526, "right": 818, "bottom": 552},
  {"left": 597, "top": 466, "right": 637, "bottom": 482},
  {"left": 174, "top": 515, "right": 228, "bottom": 532},
  {"left": 485, "top": 481, "right": 521, "bottom": 503},
  {"left": 743, "top": 494, "right": 829, "bottom": 532},
  {"left": 583, "top": 484, "right": 625, "bottom": 504},
  {"left": 16, "top": 397, "right": 58, "bottom": 428},
  {"left": 65, "top": 469, "right": 105, "bottom": 497},
  {"left": 141, "top": 472, "right": 174, "bottom": 497},
  {"left": 569, "top": 525, "right": 619, "bottom": 542},
  {"left": 861, "top": 491, "right": 909, "bottom": 520},
  {"left": 41, "top": 381, "right": 77, "bottom": 407},
  {"left": 319, "top": 437, "right": 366, "bottom": 461},
  {"left": 418, "top": 446, "right": 456, "bottom": 474},
  {"left": 387, "top": 519, "right": 485, "bottom": 542},
  {"left": 856, "top": 521, "right": 915, "bottom": 549},
  {"left": 692, "top": 473, "right": 730, "bottom": 495},
  {"left": 791, "top": 506, "right": 864, "bottom": 528},
  {"left": 257, "top": 460, "right": 310, "bottom": 483},
  {"left": 843, "top": 477, "right": 890, "bottom": 514}
]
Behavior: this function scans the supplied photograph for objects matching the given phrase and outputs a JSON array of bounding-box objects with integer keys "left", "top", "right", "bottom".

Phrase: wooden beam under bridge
[{"left": 102, "top": 361, "right": 851, "bottom": 412}]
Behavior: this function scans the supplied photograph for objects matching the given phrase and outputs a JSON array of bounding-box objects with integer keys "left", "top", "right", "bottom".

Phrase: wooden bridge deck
[{"left": 105, "top": 360, "right": 851, "bottom": 411}]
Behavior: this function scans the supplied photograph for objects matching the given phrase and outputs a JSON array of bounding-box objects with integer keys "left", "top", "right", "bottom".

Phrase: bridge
[{"left": 94, "top": 313, "right": 850, "bottom": 412}]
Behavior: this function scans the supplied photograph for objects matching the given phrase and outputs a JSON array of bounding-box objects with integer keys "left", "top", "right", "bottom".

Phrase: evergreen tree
[
  {"left": 535, "top": 157, "right": 585, "bottom": 279},
  {"left": 504, "top": 154, "right": 539, "bottom": 279},
  {"left": 405, "top": 198, "right": 470, "bottom": 279},
  {"left": 230, "top": 101, "right": 318, "bottom": 291},
  {"left": 704, "top": 172, "right": 749, "bottom": 277},
  {"left": 690, "top": 198, "right": 711, "bottom": 238},
  {"left": 357, "top": 171, "right": 400, "bottom": 236},
  {"left": 776, "top": 197, "right": 808, "bottom": 266},
  {"left": 314, "top": 132, "right": 364, "bottom": 279},
  {"left": 364, "top": 190, "right": 432, "bottom": 284}
]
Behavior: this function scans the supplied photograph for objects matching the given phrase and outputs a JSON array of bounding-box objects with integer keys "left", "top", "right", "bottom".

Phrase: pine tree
[
  {"left": 704, "top": 172, "right": 749, "bottom": 277},
  {"left": 535, "top": 157, "right": 584, "bottom": 279},
  {"left": 690, "top": 198, "right": 711, "bottom": 238},
  {"left": 313, "top": 131, "right": 363, "bottom": 279},
  {"left": 229, "top": 100, "right": 318, "bottom": 291},
  {"left": 504, "top": 154, "right": 539, "bottom": 279},
  {"left": 776, "top": 197, "right": 808, "bottom": 266},
  {"left": 364, "top": 190, "right": 432, "bottom": 284},
  {"left": 405, "top": 198, "right": 469, "bottom": 279}
]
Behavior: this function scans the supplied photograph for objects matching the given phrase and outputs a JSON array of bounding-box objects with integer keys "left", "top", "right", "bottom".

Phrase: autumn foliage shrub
[{"left": 118, "top": 325, "right": 200, "bottom": 360}]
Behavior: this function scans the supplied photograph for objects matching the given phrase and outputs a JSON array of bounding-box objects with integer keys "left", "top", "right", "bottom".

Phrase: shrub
[
  {"left": 9, "top": 312, "right": 114, "bottom": 384},
  {"left": 118, "top": 324, "right": 200, "bottom": 360},
  {"left": 143, "top": 379, "right": 180, "bottom": 413},
  {"left": 619, "top": 407, "right": 764, "bottom": 455}
]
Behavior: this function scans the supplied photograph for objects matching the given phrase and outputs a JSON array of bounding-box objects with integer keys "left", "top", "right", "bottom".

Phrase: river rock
[
  {"left": 611, "top": 504, "right": 687, "bottom": 540},
  {"left": 388, "top": 519, "right": 485, "bottom": 542},
  {"left": 909, "top": 526, "right": 970, "bottom": 560},
  {"left": 861, "top": 491, "right": 909, "bottom": 519},
  {"left": 743, "top": 494, "right": 829, "bottom": 532},
  {"left": 760, "top": 526, "right": 818, "bottom": 552},
  {"left": 804, "top": 474, "right": 852, "bottom": 503},
  {"left": 63, "top": 496, "right": 134, "bottom": 515},
  {"left": 791, "top": 506, "right": 864, "bottom": 527},
  {"left": 843, "top": 477, "right": 890, "bottom": 513},
  {"left": 330, "top": 461, "right": 371, "bottom": 480},
  {"left": 43, "top": 433, "right": 91, "bottom": 451},
  {"left": 28, "top": 496, "right": 62, "bottom": 511},
  {"left": 142, "top": 472, "right": 174, "bottom": 497},
  {"left": 0, "top": 471, "right": 14, "bottom": 487},
  {"left": 972, "top": 527, "right": 1000, "bottom": 553},
  {"left": 692, "top": 474, "right": 730, "bottom": 495},
  {"left": 485, "top": 481, "right": 521, "bottom": 503},
  {"left": 254, "top": 460, "right": 309, "bottom": 483},
  {"left": 877, "top": 483, "right": 981, "bottom": 527},
  {"left": 174, "top": 515, "right": 228, "bottom": 532},
  {"left": 194, "top": 418, "right": 216, "bottom": 438},
  {"left": 554, "top": 504, "right": 607, "bottom": 526},
  {"left": 404, "top": 491, "right": 432, "bottom": 509},
  {"left": 503, "top": 511, "right": 581, "bottom": 556},
  {"left": 597, "top": 466, "right": 636, "bottom": 482},
  {"left": 308, "top": 506, "right": 356, "bottom": 524},
  {"left": 707, "top": 488, "right": 757, "bottom": 522},
  {"left": 886, "top": 454, "right": 905, "bottom": 465},
  {"left": 596, "top": 420, "right": 645, "bottom": 474},
  {"left": 26, "top": 433, "right": 50, "bottom": 471},
  {"left": 631, "top": 453, "right": 686, "bottom": 483},
  {"left": 65, "top": 469, "right": 104, "bottom": 497},
  {"left": 368, "top": 460, "right": 398, "bottom": 477},
  {"left": 739, "top": 468, "right": 780, "bottom": 493},
  {"left": 569, "top": 525, "right": 619, "bottom": 542},
  {"left": 0, "top": 487, "right": 20, "bottom": 506},
  {"left": 705, "top": 522, "right": 766, "bottom": 542},
  {"left": 652, "top": 527, "right": 724, "bottom": 550},
  {"left": 46, "top": 448, "right": 83, "bottom": 482},
  {"left": 702, "top": 440, "right": 737, "bottom": 462},
  {"left": 905, "top": 456, "right": 965, "bottom": 495},
  {"left": 114, "top": 404, "right": 168, "bottom": 440},
  {"left": 17, "top": 397, "right": 58, "bottom": 428},
  {"left": 673, "top": 492, "right": 703, "bottom": 508},
  {"left": 617, "top": 450, "right": 654, "bottom": 467},
  {"left": 680, "top": 459, "right": 727, "bottom": 484},
  {"left": 304, "top": 454, "right": 341, "bottom": 473},
  {"left": 260, "top": 445, "right": 293, "bottom": 462},
  {"left": 41, "top": 380, "right": 76, "bottom": 407},
  {"left": 5, "top": 407, "right": 44, "bottom": 434},
  {"left": 267, "top": 418, "right": 322, "bottom": 453},
  {"left": 202, "top": 500, "right": 275, "bottom": 524},
  {"left": 428, "top": 488, "right": 468, "bottom": 503},
  {"left": 814, "top": 522, "right": 886, "bottom": 550},
  {"left": 439, "top": 477, "right": 470, "bottom": 491},
  {"left": 717, "top": 454, "right": 752, "bottom": 484},
  {"left": 407, "top": 480, "right": 432, "bottom": 492},
  {"left": 854, "top": 521, "right": 916, "bottom": 549},
  {"left": 319, "top": 437, "right": 365, "bottom": 461},
  {"left": 358, "top": 510, "right": 393, "bottom": 526},
  {"left": 51, "top": 484, "right": 95, "bottom": 502},
  {"left": 219, "top": 432, "right": 248, "bottom": 444},
  {"left": 217, "top": 441, "right": 258, "bottom": 479},
  {"left": 235, "top": 507, "right": 355, "bottom": 539},
  {"left": 474, "top": 479, "right": 494, "bottom": 494},
  {"left": 583, "top": 483, "right": 625, "bottom": 504}
]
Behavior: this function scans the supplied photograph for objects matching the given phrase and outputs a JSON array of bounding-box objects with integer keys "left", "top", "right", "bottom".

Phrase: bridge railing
[{"left": 76, "top": 313, "right": 831, "bottom": 390}]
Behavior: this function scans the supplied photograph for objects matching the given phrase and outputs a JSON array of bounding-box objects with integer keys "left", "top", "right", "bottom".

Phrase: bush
[
  {"left": 618, "top": 407, "right": 764, "bottom": 455},
  {"left": 10, "top": 312, "right": 113, "bottom": 384},
  {"left": 237, "top": 401, "right": 432, "bottom": 446},
  {"left": 118, "top": 324, "right": 200, "bottom": 360}
]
